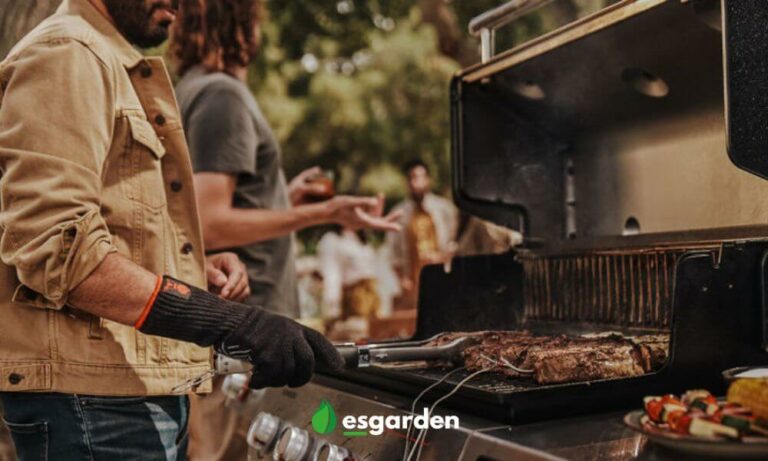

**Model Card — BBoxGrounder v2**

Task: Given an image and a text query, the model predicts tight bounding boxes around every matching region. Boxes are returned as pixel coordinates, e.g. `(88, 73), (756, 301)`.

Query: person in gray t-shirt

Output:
(176, 67), (300, 315)
(173, 5), (400, 318)
(171, 3), (400, 460)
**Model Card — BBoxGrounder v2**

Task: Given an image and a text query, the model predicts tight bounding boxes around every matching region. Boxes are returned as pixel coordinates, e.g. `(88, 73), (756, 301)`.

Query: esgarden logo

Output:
(311, 400), (460, 437)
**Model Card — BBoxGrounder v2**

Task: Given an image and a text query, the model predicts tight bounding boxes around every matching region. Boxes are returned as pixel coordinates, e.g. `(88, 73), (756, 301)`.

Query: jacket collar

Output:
(58, 0), (144, 69)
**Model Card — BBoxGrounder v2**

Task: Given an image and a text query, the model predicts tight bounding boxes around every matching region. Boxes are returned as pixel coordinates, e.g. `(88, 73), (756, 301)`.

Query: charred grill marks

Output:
(429, 331), (669, 385)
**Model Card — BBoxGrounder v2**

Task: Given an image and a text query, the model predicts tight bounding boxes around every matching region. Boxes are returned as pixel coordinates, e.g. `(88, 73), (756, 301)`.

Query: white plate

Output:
(723, 366), (768, 381)
(735, 368), (768, 379)
(623, 410), (768, 458)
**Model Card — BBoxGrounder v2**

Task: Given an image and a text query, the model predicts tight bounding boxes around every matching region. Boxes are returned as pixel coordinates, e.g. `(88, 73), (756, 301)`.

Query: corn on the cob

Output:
(727, 378), (768, 419)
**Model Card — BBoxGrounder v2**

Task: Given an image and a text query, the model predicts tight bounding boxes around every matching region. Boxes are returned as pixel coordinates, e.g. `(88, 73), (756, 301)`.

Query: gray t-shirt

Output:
(176, 67), (298, 317)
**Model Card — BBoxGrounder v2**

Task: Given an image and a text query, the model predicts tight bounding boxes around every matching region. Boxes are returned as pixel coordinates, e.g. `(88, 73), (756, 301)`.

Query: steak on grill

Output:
(428, 331), (668, 384)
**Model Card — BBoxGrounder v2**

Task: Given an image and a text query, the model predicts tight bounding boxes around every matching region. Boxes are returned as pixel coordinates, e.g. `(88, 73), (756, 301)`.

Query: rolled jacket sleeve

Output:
(0, 38), (117, 309)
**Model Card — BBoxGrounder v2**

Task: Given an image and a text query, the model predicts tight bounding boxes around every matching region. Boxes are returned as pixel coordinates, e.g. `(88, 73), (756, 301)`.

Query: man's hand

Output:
(138, 276), (344, 389)
(218, 308), (343, 388)
(288, 166), (328, 205)
(324, 194), (402, 232)
(206, 252), (250, 302)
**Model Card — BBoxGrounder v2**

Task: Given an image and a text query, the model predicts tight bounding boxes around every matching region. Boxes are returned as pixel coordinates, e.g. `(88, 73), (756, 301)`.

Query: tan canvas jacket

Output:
(0, 0), (212, 395)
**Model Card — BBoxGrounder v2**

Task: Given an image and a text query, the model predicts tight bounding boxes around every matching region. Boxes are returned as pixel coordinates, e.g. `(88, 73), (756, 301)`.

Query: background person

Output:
(317, 227), (381, 340)
(173, 0), (400, 317)
(170, 1), (400, 458)
(386, 160), (459, 311)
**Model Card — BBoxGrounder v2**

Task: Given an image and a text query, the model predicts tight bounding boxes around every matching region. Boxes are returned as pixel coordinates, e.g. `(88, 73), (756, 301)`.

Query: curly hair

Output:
(170, 0), (264, 77)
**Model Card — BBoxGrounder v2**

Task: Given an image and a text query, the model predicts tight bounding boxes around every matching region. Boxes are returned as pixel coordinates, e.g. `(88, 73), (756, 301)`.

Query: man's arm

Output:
(67, 249), (251, 327)
(68, 253), (157, 325)
(194, 172), (400, 250)
(184, 82), (399, 250)
(67, 251), (344, 389)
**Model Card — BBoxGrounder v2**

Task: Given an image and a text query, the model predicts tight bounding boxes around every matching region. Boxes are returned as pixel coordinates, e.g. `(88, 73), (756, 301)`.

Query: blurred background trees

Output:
(0, 0), (617, 200)
(256, 0), (616, 197)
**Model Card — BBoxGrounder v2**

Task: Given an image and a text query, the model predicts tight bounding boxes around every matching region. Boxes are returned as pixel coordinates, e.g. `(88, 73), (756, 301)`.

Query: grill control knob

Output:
(274, 426), (312, 461)
(247, 412), (281, 459)
(314, 442), (353, 461)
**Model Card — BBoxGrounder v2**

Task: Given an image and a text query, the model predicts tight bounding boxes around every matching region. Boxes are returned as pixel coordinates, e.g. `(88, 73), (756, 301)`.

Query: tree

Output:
(252, 11), (457, 200)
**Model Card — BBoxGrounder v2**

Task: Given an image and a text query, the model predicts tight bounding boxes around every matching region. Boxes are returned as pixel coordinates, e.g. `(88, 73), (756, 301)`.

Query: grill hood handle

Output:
(469, 0), (556, 62)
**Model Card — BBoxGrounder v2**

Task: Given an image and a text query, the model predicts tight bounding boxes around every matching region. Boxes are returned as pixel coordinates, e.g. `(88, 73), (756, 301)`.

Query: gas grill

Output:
(335, 0), (768, 424)
(246, 1), (768, 459)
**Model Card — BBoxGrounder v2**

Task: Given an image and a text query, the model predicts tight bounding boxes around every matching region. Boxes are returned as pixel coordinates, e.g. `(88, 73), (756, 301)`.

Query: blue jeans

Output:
(0, 393), (189, 461)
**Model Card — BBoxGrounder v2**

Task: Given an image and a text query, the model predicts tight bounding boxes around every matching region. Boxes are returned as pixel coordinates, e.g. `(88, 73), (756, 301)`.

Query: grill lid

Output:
(452, 0), (768, 246)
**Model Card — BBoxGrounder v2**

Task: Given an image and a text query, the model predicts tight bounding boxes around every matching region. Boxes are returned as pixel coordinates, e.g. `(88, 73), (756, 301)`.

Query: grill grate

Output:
(404, 367), (538, 394)
(520, 249), (689, 328)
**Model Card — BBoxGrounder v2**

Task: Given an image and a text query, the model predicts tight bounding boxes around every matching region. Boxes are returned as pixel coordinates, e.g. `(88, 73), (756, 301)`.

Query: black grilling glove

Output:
(137, 276), (344, 388)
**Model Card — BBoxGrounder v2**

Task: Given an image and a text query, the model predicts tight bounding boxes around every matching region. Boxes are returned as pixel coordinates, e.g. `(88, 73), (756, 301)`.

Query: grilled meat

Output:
(630, 334), (669, 370)
(428, 331), (669, 384)
(525, 338), (646, 384)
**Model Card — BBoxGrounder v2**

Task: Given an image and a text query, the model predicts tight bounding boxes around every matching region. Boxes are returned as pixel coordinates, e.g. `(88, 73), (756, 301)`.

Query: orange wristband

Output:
(134, 275), (163, 329)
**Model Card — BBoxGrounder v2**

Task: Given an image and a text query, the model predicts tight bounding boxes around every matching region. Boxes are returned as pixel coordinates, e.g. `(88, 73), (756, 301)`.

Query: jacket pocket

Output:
(123, 115), (168, 211)
(2, 419), (48, 461)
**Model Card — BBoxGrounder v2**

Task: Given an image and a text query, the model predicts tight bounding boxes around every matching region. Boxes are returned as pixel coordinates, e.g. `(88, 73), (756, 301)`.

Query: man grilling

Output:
(0, 1), (343, 459)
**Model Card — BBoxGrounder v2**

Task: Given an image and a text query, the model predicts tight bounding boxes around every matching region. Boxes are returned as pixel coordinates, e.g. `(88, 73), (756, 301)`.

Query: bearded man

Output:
(0, 1), (344, 459)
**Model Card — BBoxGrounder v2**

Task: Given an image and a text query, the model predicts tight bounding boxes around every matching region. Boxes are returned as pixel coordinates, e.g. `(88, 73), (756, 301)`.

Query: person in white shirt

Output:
(318, 228), (381, 320)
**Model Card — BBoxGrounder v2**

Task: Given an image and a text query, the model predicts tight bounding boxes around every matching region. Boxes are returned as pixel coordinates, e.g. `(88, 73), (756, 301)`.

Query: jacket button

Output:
(170, 181), (183, 192)
(181, 243), (194, 255)
(140, 65), (152, 78)
(154, 114), (166, 126)
(8, 373), (23, 385)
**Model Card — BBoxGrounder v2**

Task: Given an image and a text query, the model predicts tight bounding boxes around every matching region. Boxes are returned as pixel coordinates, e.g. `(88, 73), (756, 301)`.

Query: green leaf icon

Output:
(311, 400), (337, 434)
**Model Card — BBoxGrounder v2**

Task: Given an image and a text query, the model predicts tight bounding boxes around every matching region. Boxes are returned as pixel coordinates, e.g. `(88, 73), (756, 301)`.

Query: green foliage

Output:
(252, 9), (458, 199)
(268, 1), (412, 59)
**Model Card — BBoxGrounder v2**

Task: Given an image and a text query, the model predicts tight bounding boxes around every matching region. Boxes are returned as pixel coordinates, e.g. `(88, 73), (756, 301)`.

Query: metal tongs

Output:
(336, 336), (472, 369)
(172, 336), (473, 393)
(223, 335), (473, 372)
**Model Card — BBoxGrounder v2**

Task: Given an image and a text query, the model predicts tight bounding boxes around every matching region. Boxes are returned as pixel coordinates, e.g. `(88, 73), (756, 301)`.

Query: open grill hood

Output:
(451, 0), (768, 245)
